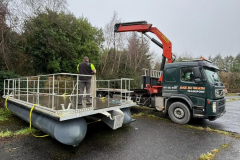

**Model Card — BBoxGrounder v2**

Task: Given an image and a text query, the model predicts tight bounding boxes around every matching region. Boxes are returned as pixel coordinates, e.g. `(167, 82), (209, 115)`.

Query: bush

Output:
(220, 72), (240, 93)
(0, 71), (19, 96)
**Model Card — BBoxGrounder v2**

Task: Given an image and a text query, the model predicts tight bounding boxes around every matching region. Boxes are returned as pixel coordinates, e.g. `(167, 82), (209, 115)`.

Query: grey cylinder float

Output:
(6, 101), (133, 146)
(7, 101), (87, 146)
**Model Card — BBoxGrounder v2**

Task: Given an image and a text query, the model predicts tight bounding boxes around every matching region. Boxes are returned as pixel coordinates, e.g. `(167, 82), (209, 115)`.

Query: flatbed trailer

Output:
(96, 88), (130, 98)
(2, 73), (136, 146)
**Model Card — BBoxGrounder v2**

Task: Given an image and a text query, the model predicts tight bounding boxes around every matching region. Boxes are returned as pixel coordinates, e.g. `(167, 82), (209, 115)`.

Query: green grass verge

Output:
(226, 98), (240, 102)
(226, 93), (239, 96)
(199, 143), (231, 160)
(0, 128), (38, 138)
(0, 108), (12, 121)
(184, 125), (240, 139)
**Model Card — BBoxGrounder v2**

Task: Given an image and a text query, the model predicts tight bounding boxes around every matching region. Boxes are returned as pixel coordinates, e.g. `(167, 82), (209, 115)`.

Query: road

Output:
(0, 99), (240, 160)
(190, 100), (240, 134)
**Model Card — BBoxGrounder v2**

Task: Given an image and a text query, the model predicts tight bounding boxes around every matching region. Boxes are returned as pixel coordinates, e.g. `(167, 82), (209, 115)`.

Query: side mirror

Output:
(193, 67), (201, 78)
(193, 67), (202, 83)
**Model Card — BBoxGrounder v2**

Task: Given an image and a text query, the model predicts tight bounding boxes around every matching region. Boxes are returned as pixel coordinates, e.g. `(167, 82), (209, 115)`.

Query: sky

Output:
(67, 0), (240, 59)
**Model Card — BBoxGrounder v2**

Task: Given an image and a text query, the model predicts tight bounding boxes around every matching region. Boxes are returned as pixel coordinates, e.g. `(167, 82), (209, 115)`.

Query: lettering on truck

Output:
(180, 86), (205, 93)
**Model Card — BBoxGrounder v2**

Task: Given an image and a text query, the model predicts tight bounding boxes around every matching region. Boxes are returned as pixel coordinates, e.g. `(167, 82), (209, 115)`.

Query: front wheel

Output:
(168, 102), (191, 124)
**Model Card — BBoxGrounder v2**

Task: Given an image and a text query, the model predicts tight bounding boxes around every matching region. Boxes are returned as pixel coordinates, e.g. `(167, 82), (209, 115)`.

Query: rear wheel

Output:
(104, 92), (113, 98)
(97, 91), (103, 97)
(168, 102), (191, 124)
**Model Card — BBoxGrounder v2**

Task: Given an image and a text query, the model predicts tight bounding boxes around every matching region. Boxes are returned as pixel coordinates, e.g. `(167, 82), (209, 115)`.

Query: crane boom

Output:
(114, 21), (173, 63)
(114, 21), (174, 94)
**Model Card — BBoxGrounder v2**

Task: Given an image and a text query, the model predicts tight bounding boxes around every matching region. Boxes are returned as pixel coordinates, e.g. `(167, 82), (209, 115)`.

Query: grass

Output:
(199, 143), (231, 160)
(0, 108), (12, 121)
(132, 112), (169, 121)
(184, 125), (240, 139)
(0, 128), (39, 138)
(226, 98), (240, 102)
(226, 93), (239, 96)
(0, 130), (12, 137)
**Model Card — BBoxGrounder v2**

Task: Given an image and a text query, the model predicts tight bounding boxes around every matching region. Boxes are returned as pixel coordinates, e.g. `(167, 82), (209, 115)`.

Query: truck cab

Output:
(161, 60), (226, 123)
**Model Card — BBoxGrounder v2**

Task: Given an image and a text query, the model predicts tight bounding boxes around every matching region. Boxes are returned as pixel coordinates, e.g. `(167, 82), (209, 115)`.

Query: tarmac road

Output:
(190, 99), (240, 134)
(0, 100), (240, 160)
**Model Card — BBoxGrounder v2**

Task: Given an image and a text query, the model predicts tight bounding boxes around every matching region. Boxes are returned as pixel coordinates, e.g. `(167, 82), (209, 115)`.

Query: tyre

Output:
(104, 92), (113, 98)
(168, 102), (191, 124)
(97, 91), (103, 97)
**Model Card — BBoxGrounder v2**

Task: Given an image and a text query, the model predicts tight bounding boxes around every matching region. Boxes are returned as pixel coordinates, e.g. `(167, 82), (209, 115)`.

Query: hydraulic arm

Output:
(114, 21), (175, 94)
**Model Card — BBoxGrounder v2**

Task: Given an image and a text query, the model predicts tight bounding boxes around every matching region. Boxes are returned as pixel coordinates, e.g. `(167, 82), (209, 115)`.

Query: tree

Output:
(224, 55), (234, 71)
(174, 52), (192, 62)
(23, 10), (103, 74)
(232, 53), (240, 72)
(212, 53), (224, 70)
(100, 11), (128, 76)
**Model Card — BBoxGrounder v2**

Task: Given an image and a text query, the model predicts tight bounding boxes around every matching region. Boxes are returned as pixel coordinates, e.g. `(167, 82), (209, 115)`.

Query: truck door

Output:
(179, 67), (206, 107)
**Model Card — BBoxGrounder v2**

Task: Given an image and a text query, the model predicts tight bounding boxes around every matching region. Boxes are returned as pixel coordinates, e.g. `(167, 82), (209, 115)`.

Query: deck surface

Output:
(17, 95), (125, 110)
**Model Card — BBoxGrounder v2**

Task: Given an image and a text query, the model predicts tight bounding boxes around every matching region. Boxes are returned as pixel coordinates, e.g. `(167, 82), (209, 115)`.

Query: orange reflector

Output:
(207, 101), (210, 104)
(161, 106), (164, 109)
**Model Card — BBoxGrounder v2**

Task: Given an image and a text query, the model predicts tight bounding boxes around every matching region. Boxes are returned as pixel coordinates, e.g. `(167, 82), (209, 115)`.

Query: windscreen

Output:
(203, 67), (221, 84)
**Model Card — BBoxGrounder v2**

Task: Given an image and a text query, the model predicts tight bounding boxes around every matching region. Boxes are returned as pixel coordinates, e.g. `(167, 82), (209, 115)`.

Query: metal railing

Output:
(142, 68), (161, 78)
(3, 73), (134, 114)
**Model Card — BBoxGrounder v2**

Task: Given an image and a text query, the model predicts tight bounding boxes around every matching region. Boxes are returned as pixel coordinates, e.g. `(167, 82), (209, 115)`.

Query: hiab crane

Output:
(114, 21), (226, 124)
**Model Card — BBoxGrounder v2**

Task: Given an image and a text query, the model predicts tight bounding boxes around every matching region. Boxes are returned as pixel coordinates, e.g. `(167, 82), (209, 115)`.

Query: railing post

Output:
(27, 78), (29, 103)
(128, 79), (130, 98)
(76, 75), (79, 109)
(121, 78), (122, 104)
(18, 79), (20, 100)
(125, 79), (127, 101)
(4, 79), (5, 96)
(108, 80), (110, 107)
(13, 79), (17, 98)
(52, 75), (55, 109)
(58, 80), (59, 94)
(65, 80), (66, 93)
(38, 77), (40, 105)
(48, 79), (50, 108)
(8, 80), (9, 95)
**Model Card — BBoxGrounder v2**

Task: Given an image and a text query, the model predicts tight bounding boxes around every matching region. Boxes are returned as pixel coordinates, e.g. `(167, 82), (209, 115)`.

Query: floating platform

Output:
(3, 73), (136, 146)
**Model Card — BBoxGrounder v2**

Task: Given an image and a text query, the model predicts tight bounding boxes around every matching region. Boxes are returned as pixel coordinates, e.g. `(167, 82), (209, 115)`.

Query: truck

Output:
(114, 21), (226, 124)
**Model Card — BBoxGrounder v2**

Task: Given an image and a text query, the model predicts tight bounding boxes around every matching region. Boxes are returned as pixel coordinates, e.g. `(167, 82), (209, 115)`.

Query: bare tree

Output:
(0, 0), (10, 70)
(101, 11), (127, 75)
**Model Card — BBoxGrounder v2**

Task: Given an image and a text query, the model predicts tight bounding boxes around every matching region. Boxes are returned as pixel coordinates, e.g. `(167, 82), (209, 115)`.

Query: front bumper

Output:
(206, 98), (226, 120)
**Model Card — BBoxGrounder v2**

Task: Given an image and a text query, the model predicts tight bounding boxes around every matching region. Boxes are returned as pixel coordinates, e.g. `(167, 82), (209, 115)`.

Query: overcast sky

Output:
(67, 0), (240, 59)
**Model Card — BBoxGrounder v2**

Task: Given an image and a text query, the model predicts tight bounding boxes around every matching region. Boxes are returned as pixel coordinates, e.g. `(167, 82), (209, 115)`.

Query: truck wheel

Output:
(168, 102), (191, 124)
(104, 92), (113, 98)
(97, 92), (103, 97)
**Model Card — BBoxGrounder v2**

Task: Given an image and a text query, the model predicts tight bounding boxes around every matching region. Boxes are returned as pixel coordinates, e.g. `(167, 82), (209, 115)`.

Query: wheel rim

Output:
(173, 108), (185, 119)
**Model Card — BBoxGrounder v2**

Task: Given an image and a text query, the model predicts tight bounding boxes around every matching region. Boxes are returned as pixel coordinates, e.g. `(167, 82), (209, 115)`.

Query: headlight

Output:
(215, 89), (224, 97)
(212, 102), (217, 113)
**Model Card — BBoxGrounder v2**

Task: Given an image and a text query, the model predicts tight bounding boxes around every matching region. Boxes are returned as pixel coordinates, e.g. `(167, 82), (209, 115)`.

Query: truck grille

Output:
(218, 106), (225, 114)
(218, 99), (225, 106)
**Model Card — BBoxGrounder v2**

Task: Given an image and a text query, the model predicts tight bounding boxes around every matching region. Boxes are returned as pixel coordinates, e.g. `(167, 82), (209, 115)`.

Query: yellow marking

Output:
(161, 35), (169, 43)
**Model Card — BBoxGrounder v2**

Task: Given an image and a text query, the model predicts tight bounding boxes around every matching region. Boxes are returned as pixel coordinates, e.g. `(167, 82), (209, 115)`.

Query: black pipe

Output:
(114, 21), (148, 32)
(160, 55), (166, 71)
(151, 38), (163, 49)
